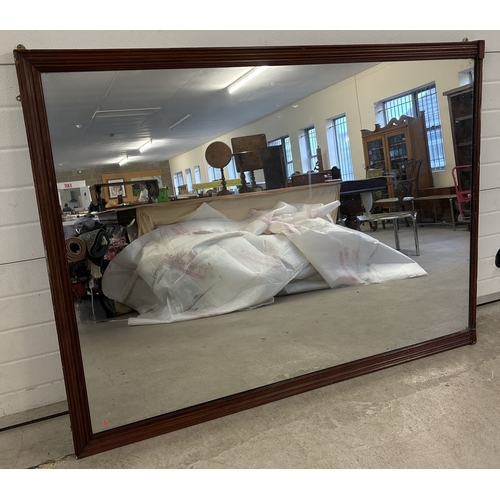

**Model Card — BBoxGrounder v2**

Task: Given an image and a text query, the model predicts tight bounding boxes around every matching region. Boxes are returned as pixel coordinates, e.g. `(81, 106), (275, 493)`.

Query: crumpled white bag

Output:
(101, 201), (426, 325)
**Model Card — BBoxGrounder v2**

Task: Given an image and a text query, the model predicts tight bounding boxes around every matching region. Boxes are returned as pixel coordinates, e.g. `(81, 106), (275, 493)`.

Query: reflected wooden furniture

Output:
(231, 134), (267, 192)
(355, 165), (421, 253)
(90, 180), (160, 208)
(339, 176), (388, 230)
(412, 192), (458, 229)
(137, 182), (341, 235)
(205, 141), (233, 196)
(100, 182), (344, 234)
(452, 165), (472, 224)
(97, 182), (342, 236)
(443, 84), (474, 226)
(220, 135), (288, 192)
(361, 114), (433, 198)
(371, 158), (422, 231)
(261, 145), (287, 190)
(371, 158), (422, 215)
(97, 208), (137, 226)
(291, 172), (326, 186)
(443, 83), (474, 167)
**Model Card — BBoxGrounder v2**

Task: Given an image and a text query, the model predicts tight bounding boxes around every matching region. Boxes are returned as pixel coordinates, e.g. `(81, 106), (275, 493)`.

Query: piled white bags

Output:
(101, 201), (426, 325)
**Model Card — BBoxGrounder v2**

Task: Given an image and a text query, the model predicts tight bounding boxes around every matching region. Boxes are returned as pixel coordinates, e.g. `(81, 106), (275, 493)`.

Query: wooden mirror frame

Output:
(13, 41), (484, 458)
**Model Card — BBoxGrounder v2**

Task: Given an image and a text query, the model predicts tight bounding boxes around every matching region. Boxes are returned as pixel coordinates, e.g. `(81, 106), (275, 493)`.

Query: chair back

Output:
(394, 158), (421, 201)
(365, 166), (386, 201)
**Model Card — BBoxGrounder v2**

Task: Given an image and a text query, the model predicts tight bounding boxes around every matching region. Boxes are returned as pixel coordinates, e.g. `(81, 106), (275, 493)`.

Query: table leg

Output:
(393, 219), (401, 251)
(412, 215), (420, 256)
(449, 197), (456, 230)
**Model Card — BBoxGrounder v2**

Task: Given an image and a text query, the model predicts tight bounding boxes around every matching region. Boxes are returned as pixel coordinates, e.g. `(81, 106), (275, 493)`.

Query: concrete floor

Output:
(2, 224), (499, 469)
(0, 298), (499, 469)
(78, 224), (469, 432)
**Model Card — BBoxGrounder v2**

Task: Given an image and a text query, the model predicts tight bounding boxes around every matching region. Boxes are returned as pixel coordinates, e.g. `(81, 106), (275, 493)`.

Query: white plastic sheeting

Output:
(101, 201), (427, 326)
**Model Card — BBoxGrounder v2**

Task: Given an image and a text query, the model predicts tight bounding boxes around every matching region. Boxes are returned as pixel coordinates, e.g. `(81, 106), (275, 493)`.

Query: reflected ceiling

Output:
(42, 63), (377, 172)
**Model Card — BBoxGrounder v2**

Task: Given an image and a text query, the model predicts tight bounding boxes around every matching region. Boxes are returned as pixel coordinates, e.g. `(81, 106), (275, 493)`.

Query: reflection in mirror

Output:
(41, 57), (475, 434)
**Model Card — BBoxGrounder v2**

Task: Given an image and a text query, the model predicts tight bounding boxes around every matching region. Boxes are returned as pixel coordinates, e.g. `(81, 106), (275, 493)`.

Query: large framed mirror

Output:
(13, 41), (484, 458)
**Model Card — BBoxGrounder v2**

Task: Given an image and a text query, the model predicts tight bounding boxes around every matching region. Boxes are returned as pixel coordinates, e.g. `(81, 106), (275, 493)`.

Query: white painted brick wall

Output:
(0, 55), (59, 417)
(0, 30), (499, 419)
(478, 53), (500, 303)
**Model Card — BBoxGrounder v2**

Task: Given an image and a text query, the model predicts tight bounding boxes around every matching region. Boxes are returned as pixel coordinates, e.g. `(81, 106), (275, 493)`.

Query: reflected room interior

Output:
(13, 42), (482, 458)
(42, 57), (475, 434)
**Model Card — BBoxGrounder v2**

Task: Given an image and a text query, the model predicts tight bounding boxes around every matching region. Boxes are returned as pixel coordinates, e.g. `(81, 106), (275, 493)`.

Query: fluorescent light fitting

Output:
(139, 140), (152, 153)
(119, 156), (129, 166)
(170, 114), (192, 131)
(93, 108), (160, 119)
(228, 66), (268, 95)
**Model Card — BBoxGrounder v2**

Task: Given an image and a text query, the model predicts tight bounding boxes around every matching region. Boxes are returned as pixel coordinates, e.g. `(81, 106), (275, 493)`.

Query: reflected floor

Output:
(77, 224), (470, 433)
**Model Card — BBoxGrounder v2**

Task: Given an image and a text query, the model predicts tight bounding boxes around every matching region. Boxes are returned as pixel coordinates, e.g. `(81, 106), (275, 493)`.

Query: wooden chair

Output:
(372, 158), (422, 214)
(357, 159), (422, 255)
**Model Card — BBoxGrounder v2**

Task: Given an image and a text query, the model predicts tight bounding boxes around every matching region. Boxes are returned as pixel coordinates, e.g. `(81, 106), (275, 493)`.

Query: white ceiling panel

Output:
(41, 63), (377, 172)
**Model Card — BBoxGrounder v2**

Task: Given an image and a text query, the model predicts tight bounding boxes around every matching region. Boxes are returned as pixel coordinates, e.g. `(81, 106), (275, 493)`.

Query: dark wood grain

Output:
(14, 54), (93, 456)
(14, 42), (481, 72)
(13, 41), (484, 458)
(469, 48), (484, 344)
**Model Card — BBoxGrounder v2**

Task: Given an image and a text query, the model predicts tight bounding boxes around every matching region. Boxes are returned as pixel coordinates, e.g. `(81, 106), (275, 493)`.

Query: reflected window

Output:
(303, 126), (318, 171)
(382, 84), (445, 171)
(173, 171), (184, 194)
(194, 166), (202, 184)
(208, 159), (237, 180)
(185, 169), (193, 191)
(268, 135), (294, 177)
(326, 115), (354, 180)
(208, 166), (217, 182)
(227, 158), (238, 179)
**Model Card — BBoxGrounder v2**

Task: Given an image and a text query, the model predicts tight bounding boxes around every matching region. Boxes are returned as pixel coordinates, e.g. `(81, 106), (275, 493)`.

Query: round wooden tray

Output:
(205, 141), (232, 168)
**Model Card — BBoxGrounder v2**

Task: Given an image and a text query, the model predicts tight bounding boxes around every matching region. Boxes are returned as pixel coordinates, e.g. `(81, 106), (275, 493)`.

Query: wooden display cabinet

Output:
(361, 113), (434, 197)
(443, 83), (474, 167)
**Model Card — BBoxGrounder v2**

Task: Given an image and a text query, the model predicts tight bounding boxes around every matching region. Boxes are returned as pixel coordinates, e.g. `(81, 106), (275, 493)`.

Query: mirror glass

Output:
(41, 57), (475, 433)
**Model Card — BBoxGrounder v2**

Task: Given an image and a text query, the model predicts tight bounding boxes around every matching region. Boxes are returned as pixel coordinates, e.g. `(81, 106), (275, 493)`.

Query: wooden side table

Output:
(412, 194), (457, 230)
